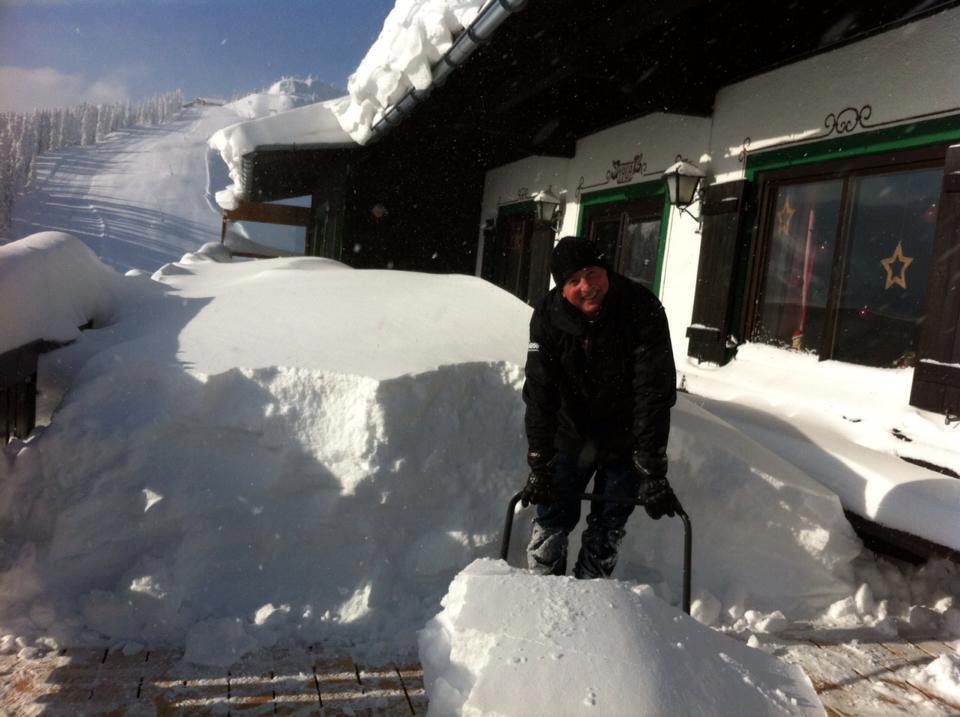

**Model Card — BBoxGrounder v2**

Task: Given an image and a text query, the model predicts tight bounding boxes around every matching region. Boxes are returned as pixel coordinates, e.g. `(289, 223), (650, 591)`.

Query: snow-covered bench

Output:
(0, 231), (121, 441)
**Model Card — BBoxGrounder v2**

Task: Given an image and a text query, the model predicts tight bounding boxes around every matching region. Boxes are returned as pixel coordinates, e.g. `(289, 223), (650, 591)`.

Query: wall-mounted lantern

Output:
(662, 160), (705, 221)
(531, 185), (563, 230)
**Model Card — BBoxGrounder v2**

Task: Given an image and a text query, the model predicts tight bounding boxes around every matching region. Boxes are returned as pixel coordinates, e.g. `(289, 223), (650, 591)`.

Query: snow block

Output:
(420, 559), (825, 717)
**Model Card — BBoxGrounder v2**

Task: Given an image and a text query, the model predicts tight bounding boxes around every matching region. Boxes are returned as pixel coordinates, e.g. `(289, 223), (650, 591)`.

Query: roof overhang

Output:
(369, 0), (960, 170)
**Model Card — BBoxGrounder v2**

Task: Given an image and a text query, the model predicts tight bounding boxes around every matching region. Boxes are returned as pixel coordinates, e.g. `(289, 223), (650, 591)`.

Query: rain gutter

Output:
(365, 0), (529, 144)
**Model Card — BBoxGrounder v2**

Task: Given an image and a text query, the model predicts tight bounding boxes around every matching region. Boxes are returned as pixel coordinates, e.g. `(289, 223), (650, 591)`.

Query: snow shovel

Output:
(499, 489), (693, 615)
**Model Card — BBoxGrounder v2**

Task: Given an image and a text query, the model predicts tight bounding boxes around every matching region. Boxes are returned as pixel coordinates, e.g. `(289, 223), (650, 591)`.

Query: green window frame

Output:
(744, 114), (960, 368)
(576, 180), (670, 295)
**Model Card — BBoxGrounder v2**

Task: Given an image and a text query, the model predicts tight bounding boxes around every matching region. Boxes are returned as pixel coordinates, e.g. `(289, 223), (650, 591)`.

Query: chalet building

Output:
(216, 0), (960, 420)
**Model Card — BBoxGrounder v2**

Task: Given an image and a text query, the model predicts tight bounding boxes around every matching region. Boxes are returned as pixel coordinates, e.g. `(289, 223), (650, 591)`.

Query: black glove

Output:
(521, 450), (557, 507)
(633, 452), (681, 520)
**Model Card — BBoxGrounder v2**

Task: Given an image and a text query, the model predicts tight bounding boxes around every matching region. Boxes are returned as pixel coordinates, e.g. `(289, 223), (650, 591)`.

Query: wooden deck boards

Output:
(774, 634), (959, 717)
(0, 645), (425, 716)
(0, 635), (955, 716)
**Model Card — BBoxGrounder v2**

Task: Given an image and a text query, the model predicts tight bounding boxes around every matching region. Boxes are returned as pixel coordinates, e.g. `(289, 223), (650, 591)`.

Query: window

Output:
(754, 152), (943, 368)
(220, 197), (313, 258)
(583, 194), (665, 293)
(758, 180), (842, 353)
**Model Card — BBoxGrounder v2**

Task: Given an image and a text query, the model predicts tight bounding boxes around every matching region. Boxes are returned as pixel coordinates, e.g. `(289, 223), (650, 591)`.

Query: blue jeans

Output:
(526, 451), (640, 578)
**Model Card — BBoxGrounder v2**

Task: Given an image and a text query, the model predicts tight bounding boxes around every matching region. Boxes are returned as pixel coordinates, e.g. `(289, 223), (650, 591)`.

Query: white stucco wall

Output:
(570, 114), (712, 361)
(478, 114), (712, 361)
(477, 155), (571, 275)
(710, 6), (960, 181)
(480, 155), (571, 223)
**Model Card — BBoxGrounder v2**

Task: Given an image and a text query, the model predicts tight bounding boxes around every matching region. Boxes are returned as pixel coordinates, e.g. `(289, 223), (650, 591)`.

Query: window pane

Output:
(833, 168), (940, 367)
(623, 217), (661, 290)
(591, 218), (620, 265)
(224, 220), (306, 256)
(758, 180), (843, 352)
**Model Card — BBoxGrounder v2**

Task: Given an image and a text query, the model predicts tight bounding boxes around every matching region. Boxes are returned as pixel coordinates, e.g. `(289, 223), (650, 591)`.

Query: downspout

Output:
(365, 0), (529, 144)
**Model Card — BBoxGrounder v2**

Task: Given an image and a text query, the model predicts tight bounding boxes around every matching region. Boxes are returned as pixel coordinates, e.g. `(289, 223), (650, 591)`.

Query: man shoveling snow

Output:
(521, 236), (680, 578)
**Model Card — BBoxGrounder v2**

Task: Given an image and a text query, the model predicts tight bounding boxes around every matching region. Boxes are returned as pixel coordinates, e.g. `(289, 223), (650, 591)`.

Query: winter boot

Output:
(527, 522), (569, 576)
(572, 525), (626, 579)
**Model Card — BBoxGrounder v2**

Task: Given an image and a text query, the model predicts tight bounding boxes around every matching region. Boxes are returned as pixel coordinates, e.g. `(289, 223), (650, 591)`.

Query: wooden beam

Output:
(223, 200), (311, 227)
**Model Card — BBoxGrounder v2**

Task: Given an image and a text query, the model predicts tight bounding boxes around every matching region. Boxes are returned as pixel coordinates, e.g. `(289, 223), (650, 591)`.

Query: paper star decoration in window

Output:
(776, 196), (796, 236)
(880, 240), (913, 289)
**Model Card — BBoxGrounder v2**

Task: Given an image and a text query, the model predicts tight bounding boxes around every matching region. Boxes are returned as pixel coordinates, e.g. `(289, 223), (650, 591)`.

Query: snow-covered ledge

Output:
(0, 232), (122, 354)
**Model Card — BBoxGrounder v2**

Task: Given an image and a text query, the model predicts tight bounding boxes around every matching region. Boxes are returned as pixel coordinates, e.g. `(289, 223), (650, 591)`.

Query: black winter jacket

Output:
(522, 273), (677, 472)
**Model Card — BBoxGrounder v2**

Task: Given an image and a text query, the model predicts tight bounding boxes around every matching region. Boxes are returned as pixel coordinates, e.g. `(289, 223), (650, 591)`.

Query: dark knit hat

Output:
(550, 236), (606, 286)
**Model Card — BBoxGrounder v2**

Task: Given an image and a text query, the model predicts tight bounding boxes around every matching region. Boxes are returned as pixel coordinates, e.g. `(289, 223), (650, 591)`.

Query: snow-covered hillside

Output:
(226, 76), (343, 119)
(9, 105), (236, 273)
(7, 77), (343, 275)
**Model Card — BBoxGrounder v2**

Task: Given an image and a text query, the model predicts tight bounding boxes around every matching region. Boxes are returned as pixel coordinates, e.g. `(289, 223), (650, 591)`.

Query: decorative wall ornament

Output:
(497, 187), (531, 206)
(738, 104), (960, 163)
(576, 152), (676, 198)
(880, 240), (914, 290)
(610, 154), (646, 184)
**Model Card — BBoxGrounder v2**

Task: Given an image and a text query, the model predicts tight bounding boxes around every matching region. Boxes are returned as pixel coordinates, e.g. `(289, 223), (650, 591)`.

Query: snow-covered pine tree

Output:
(16, 113), (37, 190)
(0, 114), (14, 232)
(0, 89), (182, 236)
(35, 110), (50, 156)
(80, 103), (98, 145)
(95, 104), (112, 142)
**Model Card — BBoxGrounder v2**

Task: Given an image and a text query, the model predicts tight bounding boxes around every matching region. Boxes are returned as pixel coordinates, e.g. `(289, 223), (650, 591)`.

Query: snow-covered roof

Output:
(208, 97), (355, 208)
(331, 0), (491, 144)
(209, 0), (517, 206)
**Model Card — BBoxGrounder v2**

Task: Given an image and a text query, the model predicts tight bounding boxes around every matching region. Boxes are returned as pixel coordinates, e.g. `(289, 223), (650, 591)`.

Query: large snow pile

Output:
(0, 235), (873, 667)
(332, 0), (488, 143)
(0, 244), (531, 666)
(226, 76), (344, 120)
(0, 232), (123, 354)
(680, 345), (960, 551)
(1, 233), (946, 672)
(420, 559), (825, 717)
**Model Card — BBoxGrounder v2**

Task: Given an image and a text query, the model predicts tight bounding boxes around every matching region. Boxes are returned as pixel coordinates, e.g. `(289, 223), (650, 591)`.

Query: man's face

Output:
(561, 266), (609, 318)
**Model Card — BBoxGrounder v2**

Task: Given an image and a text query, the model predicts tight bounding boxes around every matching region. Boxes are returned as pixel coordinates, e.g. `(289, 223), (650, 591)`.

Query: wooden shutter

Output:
(526, 225), (554, 306)
(910, 143), (960, 417)
(685, 180), (747, 364)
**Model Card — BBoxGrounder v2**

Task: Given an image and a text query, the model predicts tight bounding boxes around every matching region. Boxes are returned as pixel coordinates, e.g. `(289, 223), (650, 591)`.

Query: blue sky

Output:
(0, 0), (396, 112)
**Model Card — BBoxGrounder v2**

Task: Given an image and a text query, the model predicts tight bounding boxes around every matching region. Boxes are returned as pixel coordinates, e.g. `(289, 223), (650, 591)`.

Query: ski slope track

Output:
(12, 106), (237, 274)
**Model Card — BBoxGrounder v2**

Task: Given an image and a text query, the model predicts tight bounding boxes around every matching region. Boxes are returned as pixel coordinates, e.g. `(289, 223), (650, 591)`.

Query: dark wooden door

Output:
(483, 210), (542, 303)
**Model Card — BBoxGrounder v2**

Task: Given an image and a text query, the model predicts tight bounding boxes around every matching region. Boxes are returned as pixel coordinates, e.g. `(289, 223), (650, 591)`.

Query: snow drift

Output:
(420, 559), (825, 717)
(0, 232), (123, 354)
(0, 235), (863, 667)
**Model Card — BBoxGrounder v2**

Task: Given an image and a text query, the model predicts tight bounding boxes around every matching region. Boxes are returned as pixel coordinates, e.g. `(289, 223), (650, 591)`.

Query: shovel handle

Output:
(499, 490), (693, 615)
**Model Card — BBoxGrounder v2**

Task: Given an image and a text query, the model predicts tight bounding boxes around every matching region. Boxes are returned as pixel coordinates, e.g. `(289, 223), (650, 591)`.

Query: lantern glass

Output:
(532, 189), (560, 224)
(662, 161), (705, 209)
(675, 173), (701, 207)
